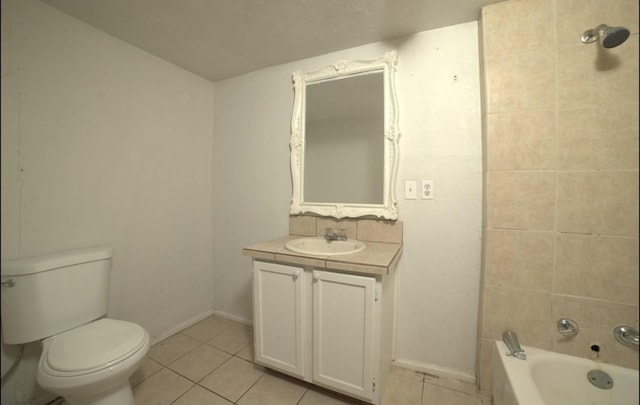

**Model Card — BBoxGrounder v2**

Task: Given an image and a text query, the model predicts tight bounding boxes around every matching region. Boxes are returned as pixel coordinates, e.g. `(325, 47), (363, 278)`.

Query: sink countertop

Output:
(243, 235), (402, 276)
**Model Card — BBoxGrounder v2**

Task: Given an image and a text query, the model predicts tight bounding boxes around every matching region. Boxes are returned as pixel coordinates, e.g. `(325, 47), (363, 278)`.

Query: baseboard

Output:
(211, 309), (253, 327)
(393, 358), (476, 384)
(149, 309), (216, 345)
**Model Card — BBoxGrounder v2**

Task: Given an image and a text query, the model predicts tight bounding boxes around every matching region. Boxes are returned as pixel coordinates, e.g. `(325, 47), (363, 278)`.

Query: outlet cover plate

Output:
(421, 180), (434, 199)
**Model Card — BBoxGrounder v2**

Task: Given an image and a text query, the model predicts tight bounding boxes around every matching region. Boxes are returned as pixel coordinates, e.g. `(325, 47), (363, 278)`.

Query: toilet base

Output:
(63, 381), (134, 405)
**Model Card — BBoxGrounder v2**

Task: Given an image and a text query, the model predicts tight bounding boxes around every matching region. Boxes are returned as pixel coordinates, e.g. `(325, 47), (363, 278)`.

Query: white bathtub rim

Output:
(493, 340), (639, 405)
(494, 341), (545, 405)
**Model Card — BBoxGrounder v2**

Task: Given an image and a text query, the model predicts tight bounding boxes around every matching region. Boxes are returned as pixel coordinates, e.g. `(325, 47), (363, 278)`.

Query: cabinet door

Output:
(312, 270), (377, 401)
(253, 261), (305, 378)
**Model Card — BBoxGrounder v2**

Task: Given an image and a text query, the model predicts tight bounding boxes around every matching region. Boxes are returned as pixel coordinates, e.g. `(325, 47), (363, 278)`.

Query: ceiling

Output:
(42, 0), (504, 82)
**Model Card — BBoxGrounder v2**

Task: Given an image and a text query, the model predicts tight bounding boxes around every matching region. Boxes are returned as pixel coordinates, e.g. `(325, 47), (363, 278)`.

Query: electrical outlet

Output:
(405, 180), (417, 199)
(421, 180), (434, 199)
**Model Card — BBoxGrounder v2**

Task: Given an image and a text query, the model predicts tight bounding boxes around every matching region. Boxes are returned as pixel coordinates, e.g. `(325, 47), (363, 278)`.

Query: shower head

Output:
(581, 24), (630, 48)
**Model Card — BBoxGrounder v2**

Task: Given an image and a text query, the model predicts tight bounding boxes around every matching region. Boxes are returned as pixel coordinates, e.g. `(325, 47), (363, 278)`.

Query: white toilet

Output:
(0, 246), (150, 405)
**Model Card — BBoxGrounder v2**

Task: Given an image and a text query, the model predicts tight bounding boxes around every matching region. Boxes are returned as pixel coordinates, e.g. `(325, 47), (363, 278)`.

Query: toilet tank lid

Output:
(1, 246), (112, 276)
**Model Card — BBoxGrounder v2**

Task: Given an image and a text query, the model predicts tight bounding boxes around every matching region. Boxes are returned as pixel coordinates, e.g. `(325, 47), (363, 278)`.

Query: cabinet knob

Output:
(312, 271), (319, 281)
(293, 270), (301, 279)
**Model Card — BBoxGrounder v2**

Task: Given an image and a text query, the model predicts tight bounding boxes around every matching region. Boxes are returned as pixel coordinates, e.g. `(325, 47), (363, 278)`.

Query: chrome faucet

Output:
(557, 318), (580, 337)
(503, 330), (526, 360)
(324, 227), (347, 241)
(613, 325), (639, 348)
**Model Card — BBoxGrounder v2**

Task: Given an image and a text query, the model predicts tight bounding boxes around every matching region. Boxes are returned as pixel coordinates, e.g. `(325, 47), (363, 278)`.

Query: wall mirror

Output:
(289, 51), (400, 219)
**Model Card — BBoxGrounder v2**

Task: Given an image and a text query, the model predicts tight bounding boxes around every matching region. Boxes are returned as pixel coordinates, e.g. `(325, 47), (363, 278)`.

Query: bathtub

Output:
(492, 340), (639, 405)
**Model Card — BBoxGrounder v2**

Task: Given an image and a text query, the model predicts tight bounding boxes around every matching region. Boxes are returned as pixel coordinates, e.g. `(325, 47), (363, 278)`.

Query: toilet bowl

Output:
(37, 319), (150, 404)
(1, 247), (150, 405)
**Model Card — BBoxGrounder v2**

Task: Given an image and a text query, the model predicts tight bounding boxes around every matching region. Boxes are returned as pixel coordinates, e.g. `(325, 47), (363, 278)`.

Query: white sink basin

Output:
(285, 237), (366, 256)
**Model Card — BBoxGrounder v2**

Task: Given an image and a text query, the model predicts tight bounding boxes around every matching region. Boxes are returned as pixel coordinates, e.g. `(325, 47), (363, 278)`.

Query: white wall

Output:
(1, 0), (215, 403)
(212, 23), (483, 379)
(0, 3), (483, 402)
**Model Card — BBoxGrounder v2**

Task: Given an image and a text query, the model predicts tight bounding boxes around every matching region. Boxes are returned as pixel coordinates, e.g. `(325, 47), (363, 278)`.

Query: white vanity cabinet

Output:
(252, 260), (395, 404)
(311, 269), (378, 400)
(252, 261), (306, 378)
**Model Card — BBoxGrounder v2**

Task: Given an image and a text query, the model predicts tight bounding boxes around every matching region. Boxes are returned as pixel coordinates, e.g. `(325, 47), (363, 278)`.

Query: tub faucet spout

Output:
(503, 330), (526, 360)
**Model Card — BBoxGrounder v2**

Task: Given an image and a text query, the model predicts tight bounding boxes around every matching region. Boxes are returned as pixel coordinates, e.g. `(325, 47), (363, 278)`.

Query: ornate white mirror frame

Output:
(289, 51), (400, 219)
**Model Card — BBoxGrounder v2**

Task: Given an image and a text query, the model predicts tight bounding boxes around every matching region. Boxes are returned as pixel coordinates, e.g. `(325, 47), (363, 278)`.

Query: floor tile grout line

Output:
(137, 348), (240, 403)
(139, 314), (489, 404)
(192, 376), (239, 404)
(233, 371), (266, 404)
(178, 327), (245, 350)
(171, 350), (234, 384)
(194, 352), (262, 403)
(167, 380), (196, 405)
(191, 352), (252, 403)
(295, 386), (312, 405)
(423, 379), (481, 398)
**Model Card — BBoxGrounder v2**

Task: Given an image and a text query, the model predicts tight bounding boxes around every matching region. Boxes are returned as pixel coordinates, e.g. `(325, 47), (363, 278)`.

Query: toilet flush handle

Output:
(1, 279), (16, 288)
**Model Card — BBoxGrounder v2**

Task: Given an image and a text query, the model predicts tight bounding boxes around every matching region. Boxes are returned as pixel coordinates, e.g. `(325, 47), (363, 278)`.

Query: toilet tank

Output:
(1, 246), (113, 344)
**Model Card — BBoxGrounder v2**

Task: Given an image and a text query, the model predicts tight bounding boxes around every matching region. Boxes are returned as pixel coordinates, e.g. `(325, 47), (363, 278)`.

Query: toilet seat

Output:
(41, 318), (148, 377)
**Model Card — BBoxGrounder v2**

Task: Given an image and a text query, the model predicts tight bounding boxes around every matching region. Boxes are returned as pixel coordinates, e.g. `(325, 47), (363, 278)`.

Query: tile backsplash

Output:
(289, 215), (403, 244)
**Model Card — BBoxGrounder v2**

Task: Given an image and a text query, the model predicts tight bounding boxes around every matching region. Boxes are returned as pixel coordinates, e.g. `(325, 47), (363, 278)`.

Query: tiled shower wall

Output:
(478, 0), (639, 392)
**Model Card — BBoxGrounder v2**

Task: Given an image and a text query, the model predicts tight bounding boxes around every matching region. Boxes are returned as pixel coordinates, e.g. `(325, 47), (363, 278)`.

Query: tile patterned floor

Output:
(128, 315), (491, 405)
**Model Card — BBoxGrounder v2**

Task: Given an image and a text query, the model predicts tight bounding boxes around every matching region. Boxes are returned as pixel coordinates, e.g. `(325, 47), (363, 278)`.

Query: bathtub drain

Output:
(587, 370), (613, 389)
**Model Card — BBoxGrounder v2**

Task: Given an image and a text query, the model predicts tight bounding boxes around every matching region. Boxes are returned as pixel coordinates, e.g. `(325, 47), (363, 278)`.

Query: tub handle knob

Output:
(613, 325), (639, 347)
(557, 318), (579, 336)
